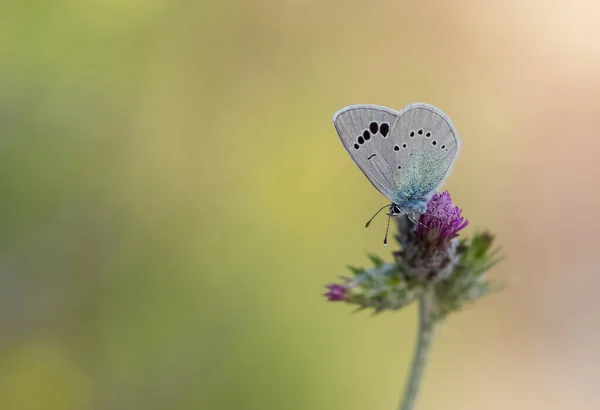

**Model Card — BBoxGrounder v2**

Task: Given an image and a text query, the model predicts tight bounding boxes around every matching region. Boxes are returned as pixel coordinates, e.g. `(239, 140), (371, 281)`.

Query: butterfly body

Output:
(333, 103), (461, 218)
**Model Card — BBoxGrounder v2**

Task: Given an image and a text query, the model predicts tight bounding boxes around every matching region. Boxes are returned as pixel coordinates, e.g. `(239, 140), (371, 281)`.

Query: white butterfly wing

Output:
(389, 103), (461, 203)
(333, 105), (400, 202)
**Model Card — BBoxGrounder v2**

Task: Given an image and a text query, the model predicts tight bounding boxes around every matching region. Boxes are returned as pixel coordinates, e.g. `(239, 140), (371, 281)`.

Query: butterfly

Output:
(333, 103), (461, 245)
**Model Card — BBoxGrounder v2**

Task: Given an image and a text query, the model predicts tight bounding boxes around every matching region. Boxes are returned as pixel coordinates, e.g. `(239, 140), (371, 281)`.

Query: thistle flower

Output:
(416, 191), (469, 245)
(324, 283), (347, 301)
(394, 191), (469, 281)
(323, 190), (499, 314)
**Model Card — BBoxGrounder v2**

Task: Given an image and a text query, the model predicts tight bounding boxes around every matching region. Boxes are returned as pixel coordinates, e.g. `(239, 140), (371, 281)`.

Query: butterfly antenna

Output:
(365, 204), (391, 228)
(383, 212), (392, 246)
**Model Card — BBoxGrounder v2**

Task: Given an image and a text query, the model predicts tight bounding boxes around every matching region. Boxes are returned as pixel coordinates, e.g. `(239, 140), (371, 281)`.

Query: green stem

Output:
(398, 288), (438, 410)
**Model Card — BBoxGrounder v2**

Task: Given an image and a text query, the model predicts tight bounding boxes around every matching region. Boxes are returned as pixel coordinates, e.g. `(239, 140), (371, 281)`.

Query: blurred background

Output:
(1, 1), (599, 409)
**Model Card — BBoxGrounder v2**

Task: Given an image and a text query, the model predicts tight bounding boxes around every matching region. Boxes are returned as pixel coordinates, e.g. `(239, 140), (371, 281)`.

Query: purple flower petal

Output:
(416, 191), (469, 244)
(324, 283), (346, 301)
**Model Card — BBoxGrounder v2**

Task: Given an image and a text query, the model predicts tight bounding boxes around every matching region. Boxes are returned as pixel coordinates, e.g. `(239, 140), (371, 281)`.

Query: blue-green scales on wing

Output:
(333, 103), (461, 243)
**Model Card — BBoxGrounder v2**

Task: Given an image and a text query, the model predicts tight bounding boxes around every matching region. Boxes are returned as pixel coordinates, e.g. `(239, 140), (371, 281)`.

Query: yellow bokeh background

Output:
(1, 1), (599, 409)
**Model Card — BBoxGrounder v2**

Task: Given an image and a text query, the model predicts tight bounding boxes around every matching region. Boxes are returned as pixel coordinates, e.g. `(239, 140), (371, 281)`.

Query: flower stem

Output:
(398, 287), (438, 410)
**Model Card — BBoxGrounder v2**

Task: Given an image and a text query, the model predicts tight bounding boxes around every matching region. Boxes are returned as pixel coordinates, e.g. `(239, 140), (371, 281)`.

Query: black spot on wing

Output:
(380, 123), (390, 137)
(369, 122), (378, 134)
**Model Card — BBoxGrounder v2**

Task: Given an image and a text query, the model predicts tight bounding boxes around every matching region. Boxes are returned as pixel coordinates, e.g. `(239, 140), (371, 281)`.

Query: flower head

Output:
(416, 191), (469, 245)
(324, 283), (347, 301)
(323, 189), (498, 310)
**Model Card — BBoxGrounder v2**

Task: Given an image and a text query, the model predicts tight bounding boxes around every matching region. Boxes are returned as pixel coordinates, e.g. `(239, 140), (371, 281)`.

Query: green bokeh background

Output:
(2, 1), (600, 409)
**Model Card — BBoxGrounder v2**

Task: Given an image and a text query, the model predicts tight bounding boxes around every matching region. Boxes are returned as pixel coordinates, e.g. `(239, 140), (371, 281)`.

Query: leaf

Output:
(346, 265), (365, 276)
(367, 253), (384, 268)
